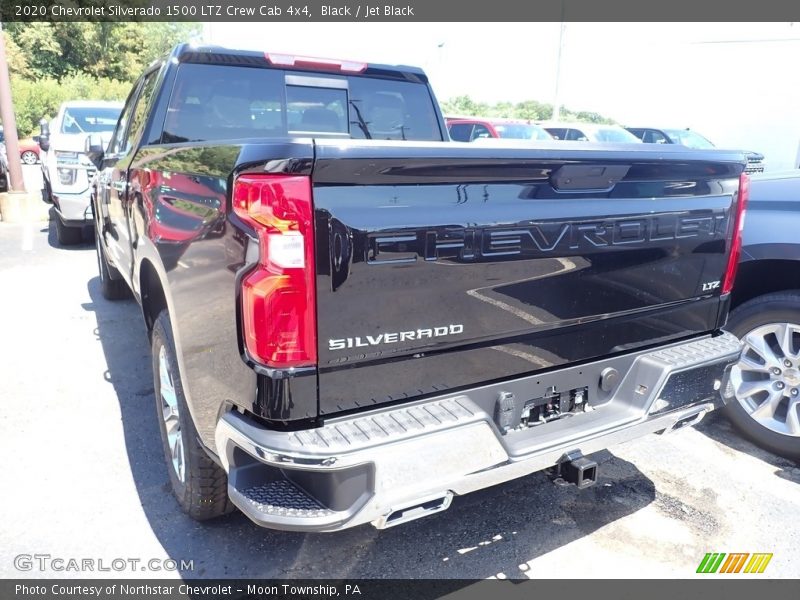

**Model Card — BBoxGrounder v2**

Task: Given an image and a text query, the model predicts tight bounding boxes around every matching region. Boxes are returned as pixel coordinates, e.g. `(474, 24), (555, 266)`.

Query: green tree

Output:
(6, 22), (199, 82)
(4, 22), (200, 135)
(441, 95), (614, 124)
(11, 23), (64, 79)
(572, 111), (610, 124)
(140, 23), (202, 66)
(442, 95), (490, 117)
(3, 32), (29, 77)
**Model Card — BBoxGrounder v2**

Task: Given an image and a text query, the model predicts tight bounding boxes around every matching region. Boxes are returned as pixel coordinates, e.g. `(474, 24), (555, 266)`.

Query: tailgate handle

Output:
(550, 164), (629, 192)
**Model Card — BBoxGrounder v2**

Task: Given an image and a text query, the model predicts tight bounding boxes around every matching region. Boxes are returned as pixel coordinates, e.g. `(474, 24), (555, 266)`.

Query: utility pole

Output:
(552, 5), (567, 122)
(0, 22), (25, 192)
(436, 41), (445, 96)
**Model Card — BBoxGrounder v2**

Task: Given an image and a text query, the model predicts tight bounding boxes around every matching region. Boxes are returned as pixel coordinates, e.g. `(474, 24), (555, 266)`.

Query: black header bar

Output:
(1, 0), (800, 22)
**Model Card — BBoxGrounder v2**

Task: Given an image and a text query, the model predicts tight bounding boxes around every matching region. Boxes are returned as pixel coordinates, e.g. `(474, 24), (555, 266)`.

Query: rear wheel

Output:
(725, 291), (800, 460)
(21, 150), (38, 165)
(55, 215), (82, 246)
(152, 311), (233, 520)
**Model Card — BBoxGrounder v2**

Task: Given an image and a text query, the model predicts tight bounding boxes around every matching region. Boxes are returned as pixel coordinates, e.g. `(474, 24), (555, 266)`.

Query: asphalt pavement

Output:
(0, 177), (798, 579)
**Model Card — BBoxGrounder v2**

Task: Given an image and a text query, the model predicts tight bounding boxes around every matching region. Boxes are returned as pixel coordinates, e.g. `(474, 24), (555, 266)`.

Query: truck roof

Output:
(172, 43), (429, 83)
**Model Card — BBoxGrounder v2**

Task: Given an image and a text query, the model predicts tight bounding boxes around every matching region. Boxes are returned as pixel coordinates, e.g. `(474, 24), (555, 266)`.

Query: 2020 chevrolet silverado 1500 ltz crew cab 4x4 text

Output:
(89, 44), (747, 532)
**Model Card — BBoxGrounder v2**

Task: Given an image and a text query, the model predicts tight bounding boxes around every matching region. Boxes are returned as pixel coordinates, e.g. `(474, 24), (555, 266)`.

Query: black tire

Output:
(152, 311), (233, 520)
(21, 151), (38, 165)
(94, 228), (130, 300)
(42, 178), (53, 204)
(81, 221), (95, 244)
(55, 215), (82, 246)
(724, 291), (800, 461)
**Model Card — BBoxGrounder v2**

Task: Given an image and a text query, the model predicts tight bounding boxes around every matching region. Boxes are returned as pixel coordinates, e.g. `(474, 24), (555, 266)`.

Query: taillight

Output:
(233, 175), (317, 369)
(722, 172), (749, 294)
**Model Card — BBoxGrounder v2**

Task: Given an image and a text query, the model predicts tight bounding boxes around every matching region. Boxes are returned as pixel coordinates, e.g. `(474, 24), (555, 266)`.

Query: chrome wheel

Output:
(21, 151), (37, 165)
(158, 345), (185, 481)
(731, 322), (800, 437)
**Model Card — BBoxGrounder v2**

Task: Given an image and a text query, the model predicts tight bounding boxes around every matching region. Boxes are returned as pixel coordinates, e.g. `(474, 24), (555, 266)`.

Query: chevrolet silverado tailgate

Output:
(311, 141), (745, 415)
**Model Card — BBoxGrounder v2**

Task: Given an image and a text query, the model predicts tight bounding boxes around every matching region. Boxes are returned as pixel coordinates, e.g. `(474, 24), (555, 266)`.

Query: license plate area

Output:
(519, 385), (590, 428)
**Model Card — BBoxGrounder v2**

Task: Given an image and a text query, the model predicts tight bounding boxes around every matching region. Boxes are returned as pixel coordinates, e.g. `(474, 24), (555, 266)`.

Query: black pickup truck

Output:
(88, 44), (747, 532)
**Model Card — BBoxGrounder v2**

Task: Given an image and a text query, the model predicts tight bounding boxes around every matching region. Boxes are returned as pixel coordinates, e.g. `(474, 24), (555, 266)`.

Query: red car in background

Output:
(0, 126), (40, 164)
(446, 117), (553, 142)
(17, 138), (40, 164)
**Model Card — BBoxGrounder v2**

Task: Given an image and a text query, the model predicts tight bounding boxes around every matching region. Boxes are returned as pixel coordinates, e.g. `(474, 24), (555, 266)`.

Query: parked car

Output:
(19, 139), (40, 164)
(0, 126), (41, 165)
(89, 43), (747, 532)
(446, 117), (553, 142)
(38, 100), (123, 245)
(625, 127), (765, 174)
(724, 171), (800, 460)
(0, 143), (7, 191)
(541, 122), (642, 143)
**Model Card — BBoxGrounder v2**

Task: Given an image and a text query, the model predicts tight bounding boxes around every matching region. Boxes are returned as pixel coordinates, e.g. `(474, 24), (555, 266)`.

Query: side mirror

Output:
(38, 118), (51, 151)
(85, 133), (105, 164)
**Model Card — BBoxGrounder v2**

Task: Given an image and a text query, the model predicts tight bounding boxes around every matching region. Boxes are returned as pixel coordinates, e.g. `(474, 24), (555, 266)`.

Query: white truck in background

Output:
(39, 100), (123, 245)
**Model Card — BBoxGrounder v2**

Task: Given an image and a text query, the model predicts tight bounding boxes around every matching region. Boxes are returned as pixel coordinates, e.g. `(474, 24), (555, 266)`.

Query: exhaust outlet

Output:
(660, 405), (713, 435)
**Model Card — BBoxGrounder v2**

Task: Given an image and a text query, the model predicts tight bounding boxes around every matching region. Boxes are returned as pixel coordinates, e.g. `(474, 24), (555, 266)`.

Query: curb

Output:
(0, 190), (51, 223)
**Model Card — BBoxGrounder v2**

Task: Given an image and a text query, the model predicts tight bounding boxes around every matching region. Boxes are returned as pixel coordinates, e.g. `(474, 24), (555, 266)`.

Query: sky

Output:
(205, 22), (800, 170)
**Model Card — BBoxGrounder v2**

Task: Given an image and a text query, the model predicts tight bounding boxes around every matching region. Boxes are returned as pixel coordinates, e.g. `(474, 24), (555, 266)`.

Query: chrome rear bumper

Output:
(215, 332), (741, 532)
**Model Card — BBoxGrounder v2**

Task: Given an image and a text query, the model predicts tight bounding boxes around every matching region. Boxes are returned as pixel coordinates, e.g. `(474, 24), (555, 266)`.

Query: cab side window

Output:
(124, 71), (159, 152)
(566, 128), (588, 141)
(643, 129), (669, 144)
(626, 128), (644, 140)
(471, 124), (492, 140)
(108, 85), (139, 156)
(448, 123), (473, 142)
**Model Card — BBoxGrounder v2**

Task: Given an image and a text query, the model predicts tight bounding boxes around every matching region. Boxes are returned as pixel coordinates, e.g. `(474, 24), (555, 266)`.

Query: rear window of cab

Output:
(161, 63), (443, 143)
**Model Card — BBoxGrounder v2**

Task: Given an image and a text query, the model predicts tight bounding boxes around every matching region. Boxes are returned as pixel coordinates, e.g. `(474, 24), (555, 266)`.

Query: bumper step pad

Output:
(240, 480), (334, 519)
(648, 333), (742, 368)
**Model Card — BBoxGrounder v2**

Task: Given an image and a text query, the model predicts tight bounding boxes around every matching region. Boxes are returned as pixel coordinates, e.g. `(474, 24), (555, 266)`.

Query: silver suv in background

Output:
(626, 127), (765, 174)
(541, 122), (642, 143)
(39, 100), (123, 245)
